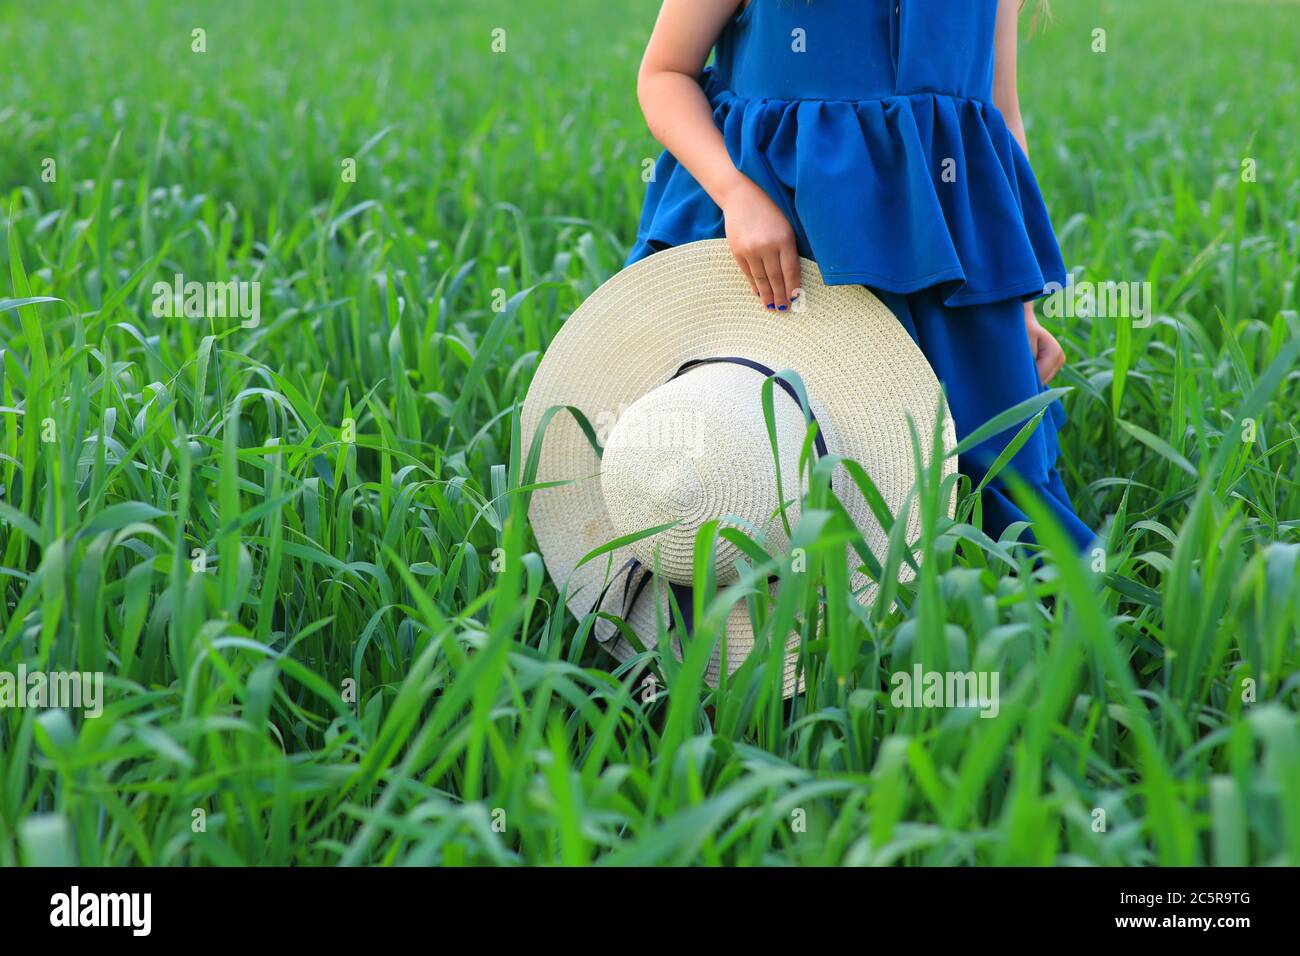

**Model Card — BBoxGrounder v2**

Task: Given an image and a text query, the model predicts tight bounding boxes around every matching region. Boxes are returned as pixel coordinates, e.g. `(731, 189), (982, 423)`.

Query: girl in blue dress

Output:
(627, 0), (1096, 549)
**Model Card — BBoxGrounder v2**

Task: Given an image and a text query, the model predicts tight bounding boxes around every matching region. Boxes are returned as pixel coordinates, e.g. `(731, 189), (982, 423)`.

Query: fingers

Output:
(733, 253), (760, 299)
(1037, 339), (1066, 384)
(720, 181), (800, 312)
(762, 234), (801, 310)
(1048, 343), (1067, 382)
(1026, 310), (1067, 385)
(780, 246), (803, 308)
(762, 251), (789, 310)
(742, 236), (799, 311)
(749, 257), (775, 309)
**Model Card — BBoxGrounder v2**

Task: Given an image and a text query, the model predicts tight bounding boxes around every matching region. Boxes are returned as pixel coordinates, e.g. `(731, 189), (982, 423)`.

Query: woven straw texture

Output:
(521, 240), (956, 694)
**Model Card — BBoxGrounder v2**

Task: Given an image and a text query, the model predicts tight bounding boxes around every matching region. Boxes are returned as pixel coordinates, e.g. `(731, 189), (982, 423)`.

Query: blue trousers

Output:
(874, 285), (1097, 552)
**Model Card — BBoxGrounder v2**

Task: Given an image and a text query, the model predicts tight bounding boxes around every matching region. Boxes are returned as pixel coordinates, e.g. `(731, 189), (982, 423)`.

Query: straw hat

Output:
(522, 240), (955, 694)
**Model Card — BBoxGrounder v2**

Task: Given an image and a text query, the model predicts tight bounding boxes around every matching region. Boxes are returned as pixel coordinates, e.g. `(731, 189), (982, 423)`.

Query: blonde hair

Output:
(1023, 0), (1052, 34)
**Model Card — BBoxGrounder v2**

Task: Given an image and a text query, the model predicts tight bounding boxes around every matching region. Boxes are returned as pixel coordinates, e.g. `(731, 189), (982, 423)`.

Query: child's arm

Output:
(993, 0), (1031, 155)
(638, 0), (802, 310)
(994, 0), (1066, 384)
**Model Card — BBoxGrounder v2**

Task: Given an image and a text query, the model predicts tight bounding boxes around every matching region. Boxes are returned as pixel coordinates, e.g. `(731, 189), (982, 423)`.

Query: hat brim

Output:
(521, 240), (956, 692)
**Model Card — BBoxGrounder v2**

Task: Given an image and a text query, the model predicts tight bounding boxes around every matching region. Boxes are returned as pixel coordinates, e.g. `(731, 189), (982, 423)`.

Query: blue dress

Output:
(626, 0), (1096, 549)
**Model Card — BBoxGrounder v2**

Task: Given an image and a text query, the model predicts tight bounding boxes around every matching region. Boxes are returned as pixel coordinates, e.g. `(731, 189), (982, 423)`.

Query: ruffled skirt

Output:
(629, 69), (1069, 308)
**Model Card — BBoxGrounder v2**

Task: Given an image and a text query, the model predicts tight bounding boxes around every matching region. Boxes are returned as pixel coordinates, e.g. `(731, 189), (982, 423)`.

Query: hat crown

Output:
(644, 459), (703, 511)
(599, 363), (808, 584)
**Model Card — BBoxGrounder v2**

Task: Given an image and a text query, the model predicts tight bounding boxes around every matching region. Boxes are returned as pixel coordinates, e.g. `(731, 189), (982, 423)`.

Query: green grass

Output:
(1, 0), (1298, 866)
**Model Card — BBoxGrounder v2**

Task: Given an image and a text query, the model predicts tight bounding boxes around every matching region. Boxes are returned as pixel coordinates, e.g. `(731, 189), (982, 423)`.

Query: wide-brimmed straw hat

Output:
(521, 240), (955, 694)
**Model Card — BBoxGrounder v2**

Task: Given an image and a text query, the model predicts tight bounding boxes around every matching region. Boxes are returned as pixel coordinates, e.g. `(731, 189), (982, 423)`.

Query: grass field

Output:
(1, 0), (1298, 866)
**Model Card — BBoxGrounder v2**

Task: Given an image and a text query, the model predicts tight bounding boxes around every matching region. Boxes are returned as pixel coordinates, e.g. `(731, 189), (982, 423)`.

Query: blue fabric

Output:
(980, 469), (1096, 553)
(875, 287), (1097, 551)
(627, 0), (1068, 307)
(624, 0), (1095, 550)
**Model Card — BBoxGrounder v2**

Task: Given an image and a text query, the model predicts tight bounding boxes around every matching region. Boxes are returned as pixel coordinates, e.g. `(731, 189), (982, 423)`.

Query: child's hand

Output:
(1024, 304), (1066, 384)
(720, 178), (802, 311)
